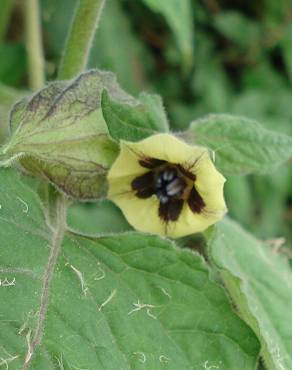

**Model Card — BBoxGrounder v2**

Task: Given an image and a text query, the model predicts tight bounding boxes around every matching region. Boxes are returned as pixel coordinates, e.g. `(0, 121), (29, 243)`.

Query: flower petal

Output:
(107, 133), (227, 238)
(124, 133), (207, 165)
(194, 155), (227, 213)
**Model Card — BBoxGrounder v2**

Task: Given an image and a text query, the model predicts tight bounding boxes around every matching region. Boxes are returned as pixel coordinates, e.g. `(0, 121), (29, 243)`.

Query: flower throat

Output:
(131, 157), (206, 222)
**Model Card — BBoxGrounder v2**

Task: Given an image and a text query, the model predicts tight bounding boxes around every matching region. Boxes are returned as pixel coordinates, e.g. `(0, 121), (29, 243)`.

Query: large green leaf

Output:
(209, 218), (292, 370)
(0, 168), (260, 369)
(187, 114), (292, 175)
(141, 0), (194, 69)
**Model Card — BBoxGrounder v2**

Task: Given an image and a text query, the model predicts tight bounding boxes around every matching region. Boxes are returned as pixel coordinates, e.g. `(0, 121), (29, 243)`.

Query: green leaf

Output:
(209, 218), (292, 370)
(187, 114), (292, 175)
(0, 168), (260, 369)
(2, 70), (137, 199)
(67, 200), (132, 236)
(141, 0), (194, 69)
(101, 89), (169, 141)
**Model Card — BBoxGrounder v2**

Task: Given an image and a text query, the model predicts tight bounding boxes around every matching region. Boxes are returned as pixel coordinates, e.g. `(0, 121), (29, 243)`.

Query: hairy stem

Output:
(58, 0), (106, 80)
(23, 195), (68, 369)
(24, 0), (45, 90)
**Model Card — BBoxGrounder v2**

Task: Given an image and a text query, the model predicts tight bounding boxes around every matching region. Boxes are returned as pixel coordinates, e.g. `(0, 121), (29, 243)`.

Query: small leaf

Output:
(141, 0), (194, 69)
(209, 218), (292, 370)
(0, 168), (260, 369)
(2, 70), (137, 199)
(101, 89), (169, 141)
(187, 114), (292, 175)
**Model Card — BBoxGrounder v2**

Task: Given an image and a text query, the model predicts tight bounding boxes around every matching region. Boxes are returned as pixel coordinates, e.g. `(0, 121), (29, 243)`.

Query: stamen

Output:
(156, 190), (169, 204)
(166, 178), (184, 196)
(162, 169), (176, 181)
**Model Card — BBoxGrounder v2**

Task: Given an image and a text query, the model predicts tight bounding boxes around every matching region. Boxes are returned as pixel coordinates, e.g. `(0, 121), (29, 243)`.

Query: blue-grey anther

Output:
(155, 167), (186, 203)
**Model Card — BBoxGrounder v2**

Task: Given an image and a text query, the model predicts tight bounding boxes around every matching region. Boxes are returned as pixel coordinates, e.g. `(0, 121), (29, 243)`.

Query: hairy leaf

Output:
(187, 114), (292, 175)
(101, 89), (169, 141)
(0, 168), (260, 369)
(209, 218), (292, 370)
(2, 70), (136, 199)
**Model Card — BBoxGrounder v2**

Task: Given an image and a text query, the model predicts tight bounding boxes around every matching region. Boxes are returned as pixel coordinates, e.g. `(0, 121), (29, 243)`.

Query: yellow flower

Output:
(107, 134), (227, 238)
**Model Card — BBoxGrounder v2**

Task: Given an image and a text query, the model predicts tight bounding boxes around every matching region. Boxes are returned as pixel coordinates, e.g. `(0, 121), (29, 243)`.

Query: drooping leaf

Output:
(0, 168), (260, 369)
(209, 218), (292, 370)
(101, 89), (169, 141)
(2, 70), (136, 199)
(187, 114), (292, 175)
(141, 0), (194, 69)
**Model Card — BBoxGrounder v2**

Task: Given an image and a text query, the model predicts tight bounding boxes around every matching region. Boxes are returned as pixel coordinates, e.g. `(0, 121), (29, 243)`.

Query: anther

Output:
(166, 178), (184, 196)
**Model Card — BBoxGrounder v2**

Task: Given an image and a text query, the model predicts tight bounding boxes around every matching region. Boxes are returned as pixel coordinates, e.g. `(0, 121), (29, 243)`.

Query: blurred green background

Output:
(0, 0), (291, 249)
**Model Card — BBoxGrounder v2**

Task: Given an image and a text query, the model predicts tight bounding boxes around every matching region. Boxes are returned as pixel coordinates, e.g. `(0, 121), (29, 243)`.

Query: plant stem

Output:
(58, 0), (106, 80)
(23, 194), (68, 369)
(24, 0), (45, 90)
(0, 0), (15, 42)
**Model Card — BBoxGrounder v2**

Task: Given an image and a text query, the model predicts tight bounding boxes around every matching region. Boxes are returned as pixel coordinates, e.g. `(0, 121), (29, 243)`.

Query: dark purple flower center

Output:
(131, 157), (205, 222)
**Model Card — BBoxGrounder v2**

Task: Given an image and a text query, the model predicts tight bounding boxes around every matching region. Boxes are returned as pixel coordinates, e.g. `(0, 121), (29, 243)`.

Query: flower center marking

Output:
(155, 167), (186, 204)
(132, 157), (206, 222)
